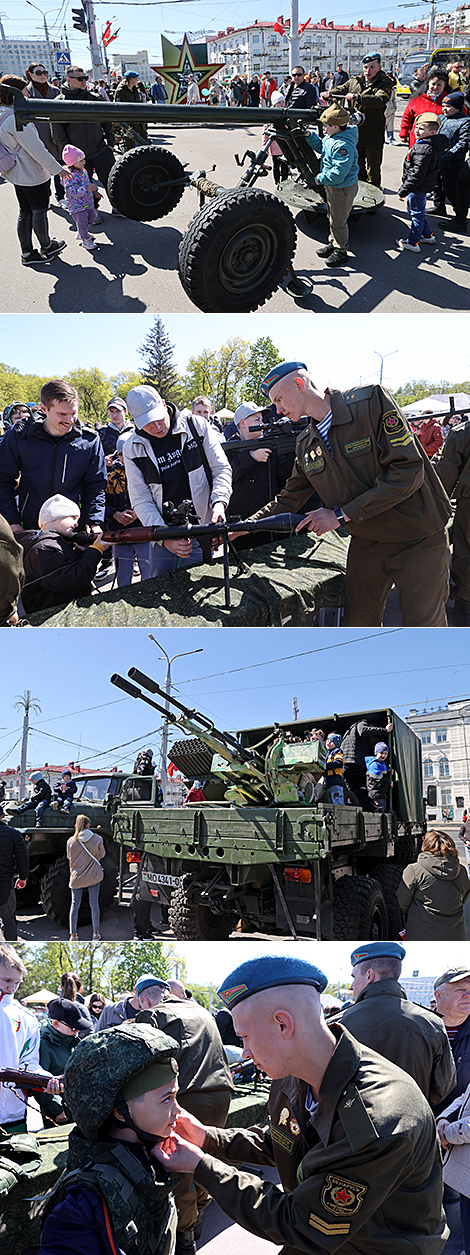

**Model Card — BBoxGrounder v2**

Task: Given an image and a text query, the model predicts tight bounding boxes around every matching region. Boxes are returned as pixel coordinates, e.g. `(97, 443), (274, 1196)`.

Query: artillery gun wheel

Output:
(333, 875), (387, 941)
(372, 864), (405, 939)
(107, 146), (186, 220)
(169, 877), (236, 941)
(178, 188), (296, 312)
(40, 853), (117, 927)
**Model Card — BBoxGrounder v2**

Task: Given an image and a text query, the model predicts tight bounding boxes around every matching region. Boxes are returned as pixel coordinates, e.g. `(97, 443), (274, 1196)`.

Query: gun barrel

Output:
(110, 673), (177, 722)
(102, 514), (304, 547)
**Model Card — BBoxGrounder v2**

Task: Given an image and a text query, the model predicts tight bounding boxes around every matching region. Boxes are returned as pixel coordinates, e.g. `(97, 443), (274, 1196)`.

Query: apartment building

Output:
(407, 699), (470, 822)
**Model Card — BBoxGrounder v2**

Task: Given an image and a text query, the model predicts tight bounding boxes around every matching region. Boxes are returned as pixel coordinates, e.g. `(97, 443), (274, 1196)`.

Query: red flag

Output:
(273, 16), (285, 33)
(105, 28), (120, 44)
(298, 18), (311, 33)
(102, 20), (112, 43)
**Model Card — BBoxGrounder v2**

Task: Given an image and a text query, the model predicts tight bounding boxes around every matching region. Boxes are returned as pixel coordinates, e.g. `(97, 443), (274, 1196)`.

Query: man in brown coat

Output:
(247, 360), (452, 626)
(435, 421), (470, 624)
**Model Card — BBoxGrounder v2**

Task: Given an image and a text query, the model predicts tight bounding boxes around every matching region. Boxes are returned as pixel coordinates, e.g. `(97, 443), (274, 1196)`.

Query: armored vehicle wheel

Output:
(394, 834), (419, 865)
(333, 875), (387, 941)
(169, 878), (236, 940)
(373, 864), (405, 939)
(178, 188), (296, 312)
(40, 853), (117, 927)
(107, 146), (186, 220)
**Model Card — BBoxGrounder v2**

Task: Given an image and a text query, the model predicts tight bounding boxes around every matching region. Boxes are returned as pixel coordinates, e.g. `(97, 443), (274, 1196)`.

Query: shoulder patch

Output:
(343, 385), (374, 403)
(338, 146), (348, 156)
(321, 1173), (368, 1217)
(382, 409), (413, 447)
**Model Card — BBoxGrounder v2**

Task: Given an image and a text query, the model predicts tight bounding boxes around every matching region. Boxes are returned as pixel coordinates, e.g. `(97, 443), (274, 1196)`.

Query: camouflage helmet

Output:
(63, 1021), (179, 1140)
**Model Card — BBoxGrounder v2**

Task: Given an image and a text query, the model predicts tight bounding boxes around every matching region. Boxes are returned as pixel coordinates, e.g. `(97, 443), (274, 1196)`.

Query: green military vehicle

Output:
(5, 772), (157, 926)
(110, 667), (430, 942)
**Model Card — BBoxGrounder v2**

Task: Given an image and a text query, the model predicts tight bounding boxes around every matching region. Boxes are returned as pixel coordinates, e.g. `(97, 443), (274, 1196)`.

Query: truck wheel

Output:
(373, 864), (405, 939)
(169, 879), (235, 941)
(333, 875), (388, 940)
(107, 146), (186, 220)
(394, 835), (419, 866)
(40, 853), (117, 927)
(178, 188), (296, 312)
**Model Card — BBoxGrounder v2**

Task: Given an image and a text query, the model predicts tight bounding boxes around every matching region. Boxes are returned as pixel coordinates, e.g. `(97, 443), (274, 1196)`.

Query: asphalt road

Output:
(1, 102), (469, 313)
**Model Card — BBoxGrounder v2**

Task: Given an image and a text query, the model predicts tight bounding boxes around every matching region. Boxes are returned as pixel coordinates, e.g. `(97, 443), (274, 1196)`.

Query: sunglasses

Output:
(34, 68), (47, 75)
(70, 75), (87, 81)
(293, 73), (304, 78)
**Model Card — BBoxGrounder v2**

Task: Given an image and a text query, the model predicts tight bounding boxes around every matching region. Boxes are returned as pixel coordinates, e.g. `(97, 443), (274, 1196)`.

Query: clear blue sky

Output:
(2, 314), (470, 394)
(8, 0), (437, 69)
(178, 939), (470, 987)
(2, 626), (470, 774)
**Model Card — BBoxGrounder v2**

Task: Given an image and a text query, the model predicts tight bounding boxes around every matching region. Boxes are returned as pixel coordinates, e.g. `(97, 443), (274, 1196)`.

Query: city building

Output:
(407, 699), (470, 823)
(110, 49), (156, 83)
(0, 762), (186, 805)
(409, 6), (470, 31)
(207, 18), (431, 80)
(400, 975), (437, 1007)
(0, 33), (66, 77)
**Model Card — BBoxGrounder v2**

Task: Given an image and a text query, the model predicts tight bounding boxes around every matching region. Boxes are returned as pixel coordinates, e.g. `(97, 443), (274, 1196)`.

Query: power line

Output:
(177, 629), (402, 687)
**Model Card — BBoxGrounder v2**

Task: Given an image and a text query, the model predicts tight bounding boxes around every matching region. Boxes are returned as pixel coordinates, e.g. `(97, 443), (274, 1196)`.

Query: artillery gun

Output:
(109, 670), (428, 942)
(13, 96), (383, 312)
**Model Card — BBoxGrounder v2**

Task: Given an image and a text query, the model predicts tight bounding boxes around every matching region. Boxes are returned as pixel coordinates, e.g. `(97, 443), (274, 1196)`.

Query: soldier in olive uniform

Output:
(329, 53), (393, 187)
(154, 953), (447, 1255)
(435, 421), (470, 624)
(246, 360), (451, 626)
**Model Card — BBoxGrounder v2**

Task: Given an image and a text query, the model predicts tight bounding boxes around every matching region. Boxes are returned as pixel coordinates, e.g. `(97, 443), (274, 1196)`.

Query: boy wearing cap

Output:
(18, 493), (108, 615)
(16, 770), (52, 826)
(38, 997), (91, 1126)
(154, 953), (447, 1255)
(436, 93), (470, 233)
(306, 104), (359, 267)
(396, 115), (448, 252)
(98, 397), (134, 459)
(114, 71), (148, 145)
(225, 401), (294, 523)
(365, 742), (392, 812)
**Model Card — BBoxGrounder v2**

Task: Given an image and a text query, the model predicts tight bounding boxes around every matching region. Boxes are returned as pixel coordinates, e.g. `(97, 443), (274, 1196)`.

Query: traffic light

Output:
(72, 5), (87, 33)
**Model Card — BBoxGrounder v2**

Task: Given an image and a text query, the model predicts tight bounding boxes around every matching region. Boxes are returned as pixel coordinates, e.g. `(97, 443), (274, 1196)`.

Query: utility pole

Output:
(13, 690), (41, 799)
(374, 349), (398, 385)
(84, 0), (103, 80)
(148, 637), (203, 803)
(0, 14), (13, 74)
(290, 0), (299, 71)
(293, 697), (298, 721)
(26, 2), (58, 78)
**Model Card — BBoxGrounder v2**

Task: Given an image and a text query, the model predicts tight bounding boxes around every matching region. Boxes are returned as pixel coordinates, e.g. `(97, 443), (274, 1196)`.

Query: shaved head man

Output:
(154, 953), (447, 1255)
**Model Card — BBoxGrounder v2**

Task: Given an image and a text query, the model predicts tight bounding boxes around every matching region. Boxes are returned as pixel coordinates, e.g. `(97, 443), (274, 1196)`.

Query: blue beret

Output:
(135, 973), (170, 994)
(218, 954), (328, 1009)
(351, 942), (405, 967)
(260, 360), (308, 399)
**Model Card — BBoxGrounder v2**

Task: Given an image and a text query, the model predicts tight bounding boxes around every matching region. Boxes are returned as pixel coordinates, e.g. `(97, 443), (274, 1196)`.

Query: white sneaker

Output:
(81, 237), (97, 250)
(396, 238), (420, 253)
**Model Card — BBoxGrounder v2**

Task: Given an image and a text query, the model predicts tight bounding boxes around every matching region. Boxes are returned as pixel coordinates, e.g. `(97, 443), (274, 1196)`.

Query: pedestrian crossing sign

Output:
(57, 50), (71, 65)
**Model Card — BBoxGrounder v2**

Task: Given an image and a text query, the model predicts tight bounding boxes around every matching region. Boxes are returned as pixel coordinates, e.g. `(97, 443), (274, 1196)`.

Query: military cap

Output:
(351, 941), (405, 967)
(218, 954), (328, 1009)
(260, 361), (307, 399)
(362, 53), (381, 62)
(434, 966), (470, 990)
(135, 972), (170, 995)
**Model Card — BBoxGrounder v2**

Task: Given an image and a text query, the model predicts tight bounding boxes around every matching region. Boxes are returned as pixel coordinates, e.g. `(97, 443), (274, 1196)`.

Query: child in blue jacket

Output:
(306, 102), (359, 267)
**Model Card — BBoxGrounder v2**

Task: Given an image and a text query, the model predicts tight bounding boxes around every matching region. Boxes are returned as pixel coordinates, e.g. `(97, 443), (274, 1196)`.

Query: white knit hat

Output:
(38, 494), (80, 529)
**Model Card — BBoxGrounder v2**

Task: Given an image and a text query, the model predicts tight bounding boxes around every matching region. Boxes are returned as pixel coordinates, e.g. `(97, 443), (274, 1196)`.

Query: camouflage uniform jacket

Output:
(250, 385), (452, 544)
(435, 423), (470, 501)
(41, 1128), (176, 1255)
(194, 1025), (447, 1255)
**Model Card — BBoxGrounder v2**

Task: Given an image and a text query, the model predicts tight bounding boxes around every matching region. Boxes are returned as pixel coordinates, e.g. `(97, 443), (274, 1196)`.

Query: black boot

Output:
(175, 1231), (197, 1255)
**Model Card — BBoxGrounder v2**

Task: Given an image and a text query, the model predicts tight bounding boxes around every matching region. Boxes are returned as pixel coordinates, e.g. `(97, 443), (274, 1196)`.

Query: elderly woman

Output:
(397, 829), (470, 940)
(0, 74), (68, 264)
(24, 62), (63, 202)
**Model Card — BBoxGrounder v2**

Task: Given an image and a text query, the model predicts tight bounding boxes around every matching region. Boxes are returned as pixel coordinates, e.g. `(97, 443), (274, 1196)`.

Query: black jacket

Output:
(0, 413), (107, 531)
(51, 83), (115, 157)
(97, 421), (134, 456)
(226, 437), (295, 519)
(433, 1012), (470, 1117)
(30, 777), (52, 805)
(284, 79), (319, 109)
(341, 720), (390, 767)
(19, 529), (102, 614)
(0, 821), (29, 899)
(399, 132), (448, 195)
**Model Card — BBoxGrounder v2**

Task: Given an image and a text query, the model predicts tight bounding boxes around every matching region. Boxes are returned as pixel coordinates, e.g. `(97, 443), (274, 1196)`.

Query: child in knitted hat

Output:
(60, 144), (102, 250)
(305, 103), (359, 267)
(324, 731), (345, 804)
(365, 742), (393, 812)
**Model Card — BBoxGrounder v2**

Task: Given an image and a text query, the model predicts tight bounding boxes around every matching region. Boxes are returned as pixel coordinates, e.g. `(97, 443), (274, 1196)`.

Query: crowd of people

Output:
(4, 943), (470, 1255)
(1, 359), (470, 627)
(1, 55), (469, 269)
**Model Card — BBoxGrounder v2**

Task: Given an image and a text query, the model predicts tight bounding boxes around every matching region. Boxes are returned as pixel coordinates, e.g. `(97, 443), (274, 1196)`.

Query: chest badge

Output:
(290, 1118), (300, 1136)
(279, 1108), (290, 1126)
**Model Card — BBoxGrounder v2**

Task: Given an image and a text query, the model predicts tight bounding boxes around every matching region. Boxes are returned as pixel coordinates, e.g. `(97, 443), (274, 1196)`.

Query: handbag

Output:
(0, 110), (21, 173)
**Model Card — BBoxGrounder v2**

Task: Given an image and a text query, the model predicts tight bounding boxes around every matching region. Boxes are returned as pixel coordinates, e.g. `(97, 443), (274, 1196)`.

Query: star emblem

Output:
(151, 34), (226, 105)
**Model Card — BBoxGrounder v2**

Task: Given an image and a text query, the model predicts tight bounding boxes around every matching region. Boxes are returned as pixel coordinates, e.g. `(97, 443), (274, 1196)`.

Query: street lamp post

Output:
(374, 349), (398, 385)
(26, 1), (59, 78)
(148, 636), (203, 803)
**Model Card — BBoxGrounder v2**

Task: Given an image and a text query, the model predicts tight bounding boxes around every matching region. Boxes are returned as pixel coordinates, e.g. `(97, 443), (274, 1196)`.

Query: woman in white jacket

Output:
(0, 74), (70, 264)
(437, 1085), (470, 1254)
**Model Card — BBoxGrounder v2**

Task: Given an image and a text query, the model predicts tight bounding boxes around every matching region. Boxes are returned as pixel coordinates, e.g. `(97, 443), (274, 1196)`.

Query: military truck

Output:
(110, 667), (430, 942)
(5, 772), (157, 926)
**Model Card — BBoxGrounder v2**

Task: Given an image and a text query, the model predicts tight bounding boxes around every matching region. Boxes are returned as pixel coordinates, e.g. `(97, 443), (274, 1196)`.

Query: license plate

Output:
(143, 872), (181, 887)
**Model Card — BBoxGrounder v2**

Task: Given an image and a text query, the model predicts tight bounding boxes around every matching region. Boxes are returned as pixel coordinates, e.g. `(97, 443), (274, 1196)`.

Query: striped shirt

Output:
(316, 409), (334, 457)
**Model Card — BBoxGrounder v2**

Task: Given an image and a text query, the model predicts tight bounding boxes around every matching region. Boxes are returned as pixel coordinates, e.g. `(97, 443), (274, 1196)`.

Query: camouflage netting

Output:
(3, 1085), (271, 1253)
(27, 533), (349, 628)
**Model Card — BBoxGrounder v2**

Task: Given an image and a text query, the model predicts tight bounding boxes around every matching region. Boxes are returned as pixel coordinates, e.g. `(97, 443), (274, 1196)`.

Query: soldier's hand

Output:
(250, 448), (271, 463)
(173, 1109), (207, 1147)
(345, 93), (356, 106)
(152, 1133), (203, 1173)
(296, 509), (340, 537)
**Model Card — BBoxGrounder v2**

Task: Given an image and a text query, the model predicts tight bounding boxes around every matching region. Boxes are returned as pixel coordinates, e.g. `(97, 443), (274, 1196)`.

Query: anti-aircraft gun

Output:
(109, 671), (428, 943)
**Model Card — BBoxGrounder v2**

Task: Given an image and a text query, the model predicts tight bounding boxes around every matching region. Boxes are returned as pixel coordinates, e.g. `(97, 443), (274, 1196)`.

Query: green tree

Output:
(107, 942), (169, 997)
(138, 318), (184, 405)
(182, 339), (250, 412)
(240, 337), (282, 406)
(65, 367), (111, 426)
(110, 369), (143, 399)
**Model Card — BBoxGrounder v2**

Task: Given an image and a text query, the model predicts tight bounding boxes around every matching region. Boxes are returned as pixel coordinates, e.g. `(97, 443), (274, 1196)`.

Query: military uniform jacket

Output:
(338, 979), (456, 1107)
(138, 997), (233, 1096)
(194, 1025), (447, 1255)
(436, 423), (470, 501)
(251, 386), (452, 544)
(330, 71), (393, 140)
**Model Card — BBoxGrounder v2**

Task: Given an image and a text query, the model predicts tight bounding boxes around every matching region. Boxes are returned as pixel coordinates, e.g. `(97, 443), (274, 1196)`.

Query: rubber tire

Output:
(395, 835), (419, 866)
(168, 877), (235, 941)
(107, 146), (186, 220)
(178, 188), (297, 312)
(40, 853), (117, 927)
(373, 864), (405, 939)
(333, 875), (388, 941)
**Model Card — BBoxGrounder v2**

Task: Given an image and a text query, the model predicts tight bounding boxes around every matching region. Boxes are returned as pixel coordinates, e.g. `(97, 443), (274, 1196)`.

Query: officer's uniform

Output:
(193, 1024), (447, 1255)
(251, 384), (452, 626)
(330, 69), (393, 187)
(435, 422), (470, 612)
(339, 978), (456, 1107)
